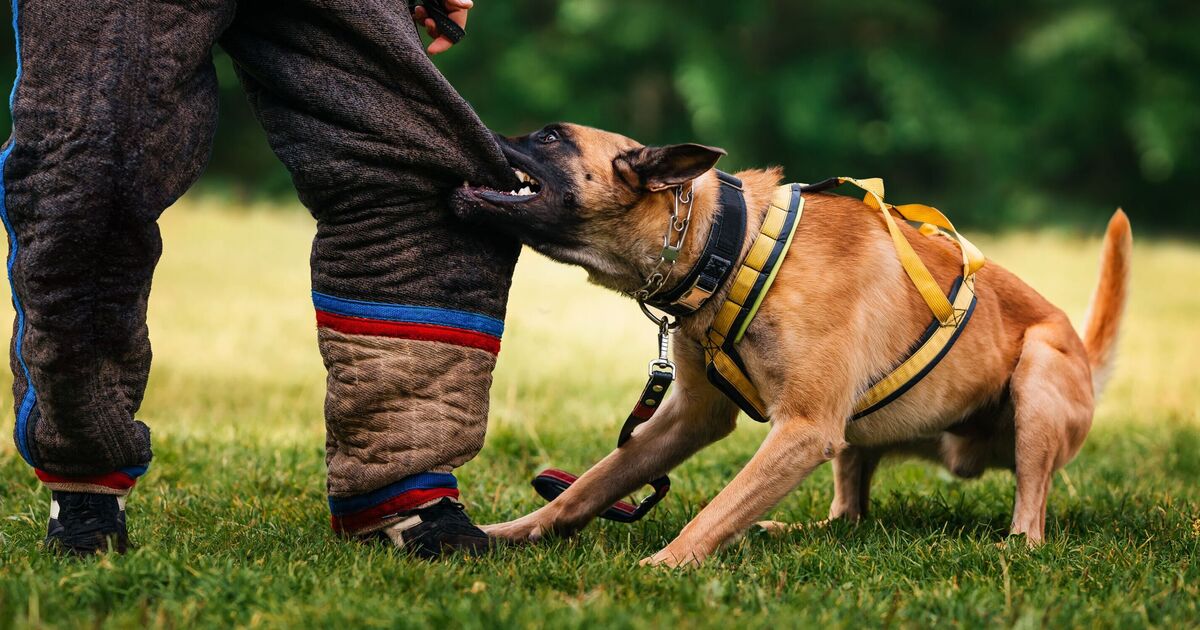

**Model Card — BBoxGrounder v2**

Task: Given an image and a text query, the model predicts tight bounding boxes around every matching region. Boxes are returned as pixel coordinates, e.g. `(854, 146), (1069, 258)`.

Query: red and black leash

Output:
(531, 319), (674, 522)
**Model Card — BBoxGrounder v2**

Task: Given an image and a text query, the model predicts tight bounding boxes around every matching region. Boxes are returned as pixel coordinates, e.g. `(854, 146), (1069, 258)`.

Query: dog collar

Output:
(644, 170), (748, 316)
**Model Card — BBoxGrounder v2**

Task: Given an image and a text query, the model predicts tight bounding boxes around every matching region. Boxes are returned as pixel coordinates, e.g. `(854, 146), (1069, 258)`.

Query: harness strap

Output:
(852, 276), (977, 418)
(648, 171), (748, 316)
(701, 177), (983, 424)
(841, 177), (984, 325)
(703, 184), (805, 423)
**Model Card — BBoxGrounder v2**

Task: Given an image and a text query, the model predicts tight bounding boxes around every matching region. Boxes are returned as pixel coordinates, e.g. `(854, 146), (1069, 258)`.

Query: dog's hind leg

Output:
(1007, 319), (1094, 544)
(483, 343), (740, 543)
(755, 445), (879, 536)
(828, 446), (882, 521)
(758, 444), (883, 537)
(643, 415), (846, 567)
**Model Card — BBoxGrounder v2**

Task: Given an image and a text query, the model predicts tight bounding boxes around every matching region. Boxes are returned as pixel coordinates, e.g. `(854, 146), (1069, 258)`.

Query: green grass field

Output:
(1, 197), (1197, 628)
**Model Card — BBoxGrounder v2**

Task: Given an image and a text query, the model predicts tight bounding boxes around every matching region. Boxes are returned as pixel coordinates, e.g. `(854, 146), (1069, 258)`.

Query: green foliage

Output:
(0, 0), (1198, 230)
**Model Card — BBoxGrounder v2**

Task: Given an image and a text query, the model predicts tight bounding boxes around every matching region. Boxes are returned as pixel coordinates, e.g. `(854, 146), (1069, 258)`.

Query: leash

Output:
(407, 0), (466, 44)
(530, 174), (747, 522)
(530, 317), (674, 522)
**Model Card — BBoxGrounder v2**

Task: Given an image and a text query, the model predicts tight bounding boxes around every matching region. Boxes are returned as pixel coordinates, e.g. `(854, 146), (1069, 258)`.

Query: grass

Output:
(0, 196), (1197, 628)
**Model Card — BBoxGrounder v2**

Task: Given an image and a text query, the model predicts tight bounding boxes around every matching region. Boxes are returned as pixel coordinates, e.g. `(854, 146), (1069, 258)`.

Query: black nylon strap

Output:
(649, 170), (747, 316)
(409, 0), (466, 44)
(800, 177), (841, 193)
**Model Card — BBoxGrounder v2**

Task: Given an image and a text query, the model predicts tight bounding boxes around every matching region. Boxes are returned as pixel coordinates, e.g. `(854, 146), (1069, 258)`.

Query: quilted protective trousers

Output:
(2, 0), (519, 533)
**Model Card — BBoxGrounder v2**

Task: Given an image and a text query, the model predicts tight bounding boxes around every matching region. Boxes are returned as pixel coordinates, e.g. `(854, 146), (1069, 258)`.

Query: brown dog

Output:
(453, 123), (1132, 567)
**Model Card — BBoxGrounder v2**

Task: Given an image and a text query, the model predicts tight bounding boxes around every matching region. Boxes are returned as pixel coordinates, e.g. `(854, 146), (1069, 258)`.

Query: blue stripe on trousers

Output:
(327, 472), (458, 516)
(312, 291), (505, 338)
(1, 0), (38, 466)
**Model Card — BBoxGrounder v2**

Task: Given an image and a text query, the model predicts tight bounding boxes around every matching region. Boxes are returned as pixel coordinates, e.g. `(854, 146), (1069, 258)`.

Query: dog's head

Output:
(453, 123), (725, 287)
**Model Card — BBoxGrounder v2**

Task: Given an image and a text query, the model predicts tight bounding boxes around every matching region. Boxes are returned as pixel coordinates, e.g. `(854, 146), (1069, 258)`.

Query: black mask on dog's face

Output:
(452, 123), (724, 257)
(452, 125), (587, 248)
(456, 121), (724, 240)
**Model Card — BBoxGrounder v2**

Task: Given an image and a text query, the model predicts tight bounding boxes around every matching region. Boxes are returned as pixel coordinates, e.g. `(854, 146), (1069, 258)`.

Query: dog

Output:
(452, 123), (1132, 568)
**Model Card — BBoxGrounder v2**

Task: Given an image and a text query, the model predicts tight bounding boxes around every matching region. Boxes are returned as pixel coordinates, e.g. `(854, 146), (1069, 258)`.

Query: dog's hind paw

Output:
(753, 520), (805, 537)
(752, 519), (832, 537)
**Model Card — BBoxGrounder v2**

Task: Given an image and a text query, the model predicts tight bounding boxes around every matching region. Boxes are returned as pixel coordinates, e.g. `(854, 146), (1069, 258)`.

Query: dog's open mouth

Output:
(473, 168), (543, 204)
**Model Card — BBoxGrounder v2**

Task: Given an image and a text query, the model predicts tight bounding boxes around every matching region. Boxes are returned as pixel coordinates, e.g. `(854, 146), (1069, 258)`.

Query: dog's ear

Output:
(613, 143), (726, 192)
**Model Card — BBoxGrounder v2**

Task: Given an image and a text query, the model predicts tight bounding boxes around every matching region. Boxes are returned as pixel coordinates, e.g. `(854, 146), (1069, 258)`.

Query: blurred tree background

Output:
(0, 0), (1196, 231)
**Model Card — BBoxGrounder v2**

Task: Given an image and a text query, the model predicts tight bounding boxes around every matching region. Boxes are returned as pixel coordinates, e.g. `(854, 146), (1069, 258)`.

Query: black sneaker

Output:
(368, 498), (490, 559)
(44, 491), (129, 556)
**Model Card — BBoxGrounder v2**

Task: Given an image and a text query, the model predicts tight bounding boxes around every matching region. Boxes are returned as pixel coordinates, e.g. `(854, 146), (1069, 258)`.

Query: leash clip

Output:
(648, 317), (676, 376)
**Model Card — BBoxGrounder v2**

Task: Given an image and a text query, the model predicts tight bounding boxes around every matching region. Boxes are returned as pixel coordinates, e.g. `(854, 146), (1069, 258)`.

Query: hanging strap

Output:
(838, 177), (984, 325)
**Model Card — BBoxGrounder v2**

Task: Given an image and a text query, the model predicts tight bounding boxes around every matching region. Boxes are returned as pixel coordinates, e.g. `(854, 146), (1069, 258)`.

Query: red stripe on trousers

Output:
(315, 311), (500, 354)
(331, 487), (460, 534)
(35, 469), (138, 490)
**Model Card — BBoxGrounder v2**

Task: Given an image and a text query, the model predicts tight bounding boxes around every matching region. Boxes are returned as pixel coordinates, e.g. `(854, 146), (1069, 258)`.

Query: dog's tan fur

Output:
(473, 124), (1133, 568)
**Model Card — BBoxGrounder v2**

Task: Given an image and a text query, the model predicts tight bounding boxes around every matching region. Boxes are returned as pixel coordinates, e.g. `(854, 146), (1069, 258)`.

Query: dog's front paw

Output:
(480, 513), (552, 544)
(639, 544), (705, 569)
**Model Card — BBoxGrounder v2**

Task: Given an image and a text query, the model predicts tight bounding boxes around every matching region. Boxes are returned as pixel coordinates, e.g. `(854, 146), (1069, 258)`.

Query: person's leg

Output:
(220, 0), (520, 553)
(2, 0), (233, 552)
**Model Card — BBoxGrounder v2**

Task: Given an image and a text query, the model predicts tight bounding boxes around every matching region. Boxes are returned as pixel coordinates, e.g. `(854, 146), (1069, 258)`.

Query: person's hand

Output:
(411, 0), (473, 55)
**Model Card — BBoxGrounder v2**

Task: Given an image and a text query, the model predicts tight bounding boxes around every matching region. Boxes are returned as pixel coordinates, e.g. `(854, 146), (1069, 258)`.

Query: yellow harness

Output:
(704, 177), (986, 422)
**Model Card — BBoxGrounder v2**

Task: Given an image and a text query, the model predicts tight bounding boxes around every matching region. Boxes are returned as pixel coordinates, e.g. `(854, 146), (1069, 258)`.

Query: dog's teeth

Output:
(517, 186), (532, 196)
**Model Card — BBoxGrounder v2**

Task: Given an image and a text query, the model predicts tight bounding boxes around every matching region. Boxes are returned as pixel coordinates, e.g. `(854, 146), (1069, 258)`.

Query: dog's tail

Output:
(1080, 209), (1133, 398)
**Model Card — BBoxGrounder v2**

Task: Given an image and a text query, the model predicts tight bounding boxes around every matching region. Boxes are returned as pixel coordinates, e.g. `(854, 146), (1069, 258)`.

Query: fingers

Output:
(426, 8), (468, 55)
(409, 2), (474, 54)
(412, 7), (437, 39)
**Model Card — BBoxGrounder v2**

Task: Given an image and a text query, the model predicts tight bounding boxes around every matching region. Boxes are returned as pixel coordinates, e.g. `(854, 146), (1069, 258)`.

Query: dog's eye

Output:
(540, 130), (559, 144)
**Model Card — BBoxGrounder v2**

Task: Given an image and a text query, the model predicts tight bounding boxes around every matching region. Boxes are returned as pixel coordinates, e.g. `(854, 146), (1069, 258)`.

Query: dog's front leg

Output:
(484, 377), (739, 543)
(643, 416), (846, 568)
